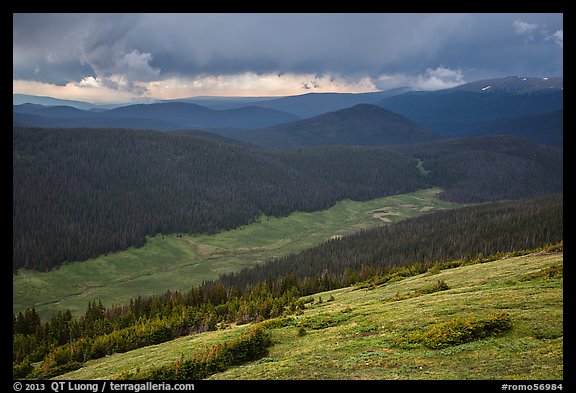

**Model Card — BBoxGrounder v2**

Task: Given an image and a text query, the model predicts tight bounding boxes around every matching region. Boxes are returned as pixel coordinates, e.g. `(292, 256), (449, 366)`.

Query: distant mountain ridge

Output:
(13, 76), (563, 146)
(227, 104), (440, 148)
(12, 88), (411, 117)
(12, 94), (125, 110)
(377, 76), (563, 145)
(13, 102), (301, 130)
(243, 88), (412, 118)
(451, 76), (562, 93)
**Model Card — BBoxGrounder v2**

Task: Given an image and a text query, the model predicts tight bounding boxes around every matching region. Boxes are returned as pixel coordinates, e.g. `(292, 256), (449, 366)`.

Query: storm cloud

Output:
(13, 13), (563, 101)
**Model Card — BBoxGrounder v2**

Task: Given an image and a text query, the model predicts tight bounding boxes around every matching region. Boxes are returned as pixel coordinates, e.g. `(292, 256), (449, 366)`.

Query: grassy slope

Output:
(14, 188), (459, 319)
(58, 250), (563, 380)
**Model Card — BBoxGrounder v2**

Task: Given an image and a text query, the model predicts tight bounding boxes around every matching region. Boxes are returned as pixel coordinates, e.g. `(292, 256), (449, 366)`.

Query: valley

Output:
(13, 188), (460, 319)
(12, 75), (563, 382)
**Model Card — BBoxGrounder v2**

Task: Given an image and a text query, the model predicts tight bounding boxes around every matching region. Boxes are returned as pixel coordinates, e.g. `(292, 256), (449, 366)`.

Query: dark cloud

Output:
(13, 13), (148, 90)
(13, 13), (563, 93)
(128, 13), (471, 76)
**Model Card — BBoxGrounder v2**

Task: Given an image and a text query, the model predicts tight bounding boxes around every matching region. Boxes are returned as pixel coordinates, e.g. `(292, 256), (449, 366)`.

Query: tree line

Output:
(13, 194), (563, 379)
(216, 192), (563, 294)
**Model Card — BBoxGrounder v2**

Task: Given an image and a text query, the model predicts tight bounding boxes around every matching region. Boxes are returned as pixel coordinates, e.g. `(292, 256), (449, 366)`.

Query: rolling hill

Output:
(228, 104), (440, 148)
(14, 90), (412, 116)
(12, 75), (564, 382)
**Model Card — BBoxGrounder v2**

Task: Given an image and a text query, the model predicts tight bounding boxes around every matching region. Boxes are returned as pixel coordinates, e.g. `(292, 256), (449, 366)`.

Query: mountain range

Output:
(236, 87), (413, 118)
(13, 94), (121, 110)
(13, 76), (563, 147)
(377, 76), (563, 141)
(13, 102), (301, 130)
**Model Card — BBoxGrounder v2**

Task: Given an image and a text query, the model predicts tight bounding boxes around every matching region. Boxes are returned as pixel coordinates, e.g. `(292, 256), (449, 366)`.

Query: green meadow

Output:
(57, 250), (563, 380)
(14, 188), (460, 319)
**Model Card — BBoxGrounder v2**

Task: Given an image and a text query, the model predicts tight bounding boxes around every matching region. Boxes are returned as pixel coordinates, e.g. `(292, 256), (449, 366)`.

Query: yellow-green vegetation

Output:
(14, 188), (459, 319)
(58, 250), (563, 380)
(52, 325), (254, 380)
(401, 311), (513, 349)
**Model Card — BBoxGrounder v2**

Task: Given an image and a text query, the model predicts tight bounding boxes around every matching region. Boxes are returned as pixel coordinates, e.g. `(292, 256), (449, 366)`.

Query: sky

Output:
(13, 13), (563, 104)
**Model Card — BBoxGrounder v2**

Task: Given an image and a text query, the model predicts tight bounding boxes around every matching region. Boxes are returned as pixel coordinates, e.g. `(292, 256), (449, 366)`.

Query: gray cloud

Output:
(13, 13), (563, 94)
(552, 30), (563, 48)
(127, 13), (472, 76)
(513, 19), (539, 35)
(13, 13), (150, 91)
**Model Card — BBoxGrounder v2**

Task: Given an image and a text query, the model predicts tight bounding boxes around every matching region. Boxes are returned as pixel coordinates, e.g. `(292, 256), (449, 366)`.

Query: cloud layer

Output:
(13, 13), (563, 102)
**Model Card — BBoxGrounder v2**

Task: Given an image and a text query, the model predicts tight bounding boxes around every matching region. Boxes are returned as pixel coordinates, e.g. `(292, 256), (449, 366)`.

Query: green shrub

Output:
(121, 327), (271, 380)
(406, 311), (513, 349)
(12, 358), (33, 379)
(520, 264), (563, 281)
(417, 280), (450, 295)
(301, 315), (334, 330)
(259, 316), (296, 329)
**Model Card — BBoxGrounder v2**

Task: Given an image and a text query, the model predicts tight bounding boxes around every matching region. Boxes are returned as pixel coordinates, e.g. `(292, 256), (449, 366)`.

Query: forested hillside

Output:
(12, 194), (562, 379)
(392, 135), (563, 202)
(466, 109), (563, 147)
(13, 127), (563, 272)
(13, 126), (426, 272)
(217, 193), (563, 294)
(228, 104), (439, 148)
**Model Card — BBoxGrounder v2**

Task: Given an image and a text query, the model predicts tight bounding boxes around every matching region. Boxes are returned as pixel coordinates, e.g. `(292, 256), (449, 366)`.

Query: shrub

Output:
(406, 311), (513, 349)
(12, 358), (33, 379)
(520, 264), (563, 281)
(417, 280), (450, 295)
(121, 327), (271, 380)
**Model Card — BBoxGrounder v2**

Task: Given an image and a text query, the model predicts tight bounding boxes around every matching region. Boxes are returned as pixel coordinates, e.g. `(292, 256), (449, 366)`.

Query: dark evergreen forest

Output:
(13, 127), (426, 272)
(13, 127), (562, 272)
(391, 136), (563, 202)
(217, 193), (563, 294)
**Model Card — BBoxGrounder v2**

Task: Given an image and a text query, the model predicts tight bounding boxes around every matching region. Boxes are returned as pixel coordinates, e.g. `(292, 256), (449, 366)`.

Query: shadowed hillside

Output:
(229, 104), (440, 148)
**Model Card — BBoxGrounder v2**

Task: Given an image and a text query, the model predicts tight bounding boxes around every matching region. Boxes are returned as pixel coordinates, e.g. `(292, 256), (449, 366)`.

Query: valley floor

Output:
(14, 188), (459, 319)
(57, 249), (563, 380)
